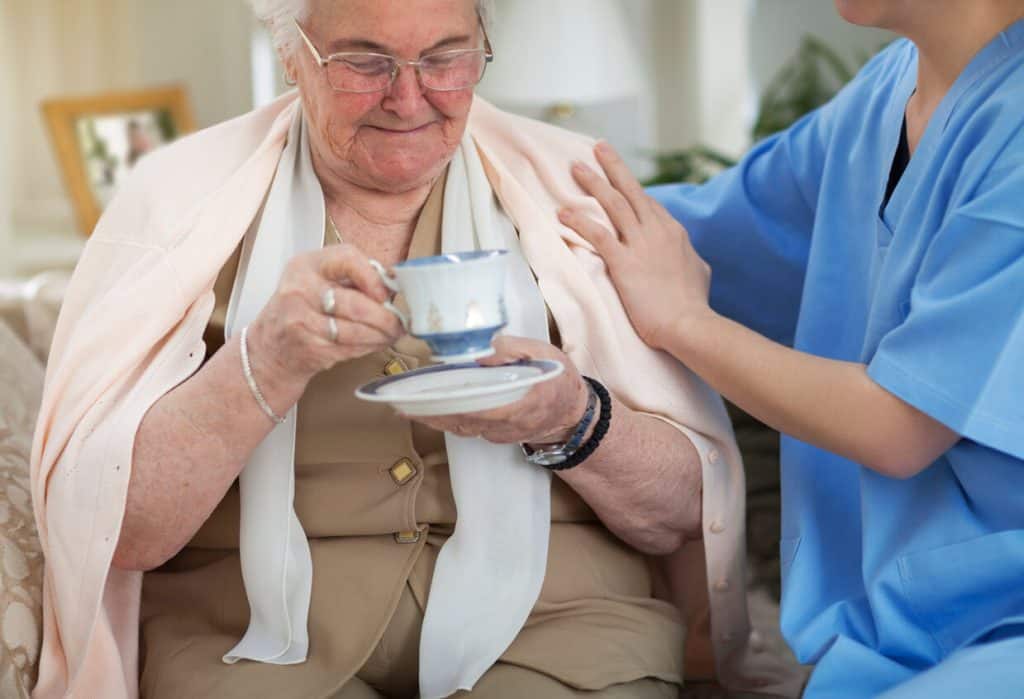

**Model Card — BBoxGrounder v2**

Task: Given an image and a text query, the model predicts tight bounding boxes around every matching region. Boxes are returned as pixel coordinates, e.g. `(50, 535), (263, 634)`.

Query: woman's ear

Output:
(281, 52), (299, 87)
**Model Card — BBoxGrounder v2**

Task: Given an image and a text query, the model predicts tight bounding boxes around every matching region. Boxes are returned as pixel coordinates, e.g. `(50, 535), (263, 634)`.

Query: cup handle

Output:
(383, 300), (410, 333)
(368, 259), (401, 293)
(368, 259), (408, 332)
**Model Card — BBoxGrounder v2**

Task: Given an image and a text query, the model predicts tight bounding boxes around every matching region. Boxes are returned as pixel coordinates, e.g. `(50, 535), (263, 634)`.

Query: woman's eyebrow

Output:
(325, 33), (474, 55)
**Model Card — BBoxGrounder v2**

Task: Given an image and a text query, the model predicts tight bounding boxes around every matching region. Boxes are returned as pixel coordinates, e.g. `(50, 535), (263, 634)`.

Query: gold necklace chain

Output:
(328, 212), (343, 244)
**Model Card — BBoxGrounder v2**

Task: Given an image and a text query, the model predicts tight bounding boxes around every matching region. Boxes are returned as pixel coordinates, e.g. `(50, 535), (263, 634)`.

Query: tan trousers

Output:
(335, 581), (678, 699)
(333, 667), (677, 698)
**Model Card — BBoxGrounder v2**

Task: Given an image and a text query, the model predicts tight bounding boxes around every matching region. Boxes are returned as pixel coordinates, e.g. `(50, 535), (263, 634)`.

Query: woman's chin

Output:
(360, 157), (451, 193)
(339, 125), (460, 192)
(364, 163), (448, 194)
(832, 0), (886, 28)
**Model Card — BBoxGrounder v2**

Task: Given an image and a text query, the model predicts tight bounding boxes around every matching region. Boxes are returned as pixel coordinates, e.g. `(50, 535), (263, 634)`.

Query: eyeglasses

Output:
(293, 18), (494, 94)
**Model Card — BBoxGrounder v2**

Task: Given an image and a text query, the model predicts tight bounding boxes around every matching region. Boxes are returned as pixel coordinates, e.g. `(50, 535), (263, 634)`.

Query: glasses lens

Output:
(419, 50), (487, 90)
(326, 55), (394, 92)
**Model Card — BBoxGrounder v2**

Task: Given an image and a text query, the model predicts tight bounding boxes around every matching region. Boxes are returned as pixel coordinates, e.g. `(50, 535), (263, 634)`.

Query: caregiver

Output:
(562, 1), (1024, 697)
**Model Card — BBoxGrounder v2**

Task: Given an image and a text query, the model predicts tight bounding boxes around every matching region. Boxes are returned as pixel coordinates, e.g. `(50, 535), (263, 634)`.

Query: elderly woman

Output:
(29, 1), (799, 698)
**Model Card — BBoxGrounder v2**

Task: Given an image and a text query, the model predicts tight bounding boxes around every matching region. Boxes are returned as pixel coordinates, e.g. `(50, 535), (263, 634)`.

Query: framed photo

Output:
(41, 85), (196, 235)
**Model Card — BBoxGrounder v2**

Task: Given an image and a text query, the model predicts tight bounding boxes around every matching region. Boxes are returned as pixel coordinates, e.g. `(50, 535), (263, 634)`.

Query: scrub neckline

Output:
(880, 16), (1024, 228)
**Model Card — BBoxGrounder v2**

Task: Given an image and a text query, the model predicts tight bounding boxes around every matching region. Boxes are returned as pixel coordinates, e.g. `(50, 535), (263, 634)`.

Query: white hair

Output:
(250, 0), (494, 57)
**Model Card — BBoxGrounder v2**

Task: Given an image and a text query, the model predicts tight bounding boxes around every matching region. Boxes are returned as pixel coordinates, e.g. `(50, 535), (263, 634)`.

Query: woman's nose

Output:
(380, 63), (428, 117)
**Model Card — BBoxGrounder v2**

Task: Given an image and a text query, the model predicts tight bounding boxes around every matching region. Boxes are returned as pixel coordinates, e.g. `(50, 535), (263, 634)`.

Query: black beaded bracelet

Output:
(545, 377), (612, 471)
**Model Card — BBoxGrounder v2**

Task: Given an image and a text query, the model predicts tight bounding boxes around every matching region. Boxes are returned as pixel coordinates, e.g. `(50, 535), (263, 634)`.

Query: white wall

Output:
(627, 0), (891, 159)
(0, 0), (253, 259)
(695, 0), (755, 156)
(4, 0), (136, 242)
(133, 0), (254, 129)
(487, 0), (754, 168)
(750, 1), (894, 95)
(625, 0), (702, 151)
(621, 0), (754, 158)
(0, 0), (15, 275)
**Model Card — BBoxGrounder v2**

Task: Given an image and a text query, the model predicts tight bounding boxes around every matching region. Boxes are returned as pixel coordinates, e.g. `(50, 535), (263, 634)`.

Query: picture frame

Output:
(41, 85), (196, 236)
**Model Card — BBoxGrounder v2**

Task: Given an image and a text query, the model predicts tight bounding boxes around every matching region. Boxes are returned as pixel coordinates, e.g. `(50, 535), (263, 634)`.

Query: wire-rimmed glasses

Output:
(293, 18), (494, 93)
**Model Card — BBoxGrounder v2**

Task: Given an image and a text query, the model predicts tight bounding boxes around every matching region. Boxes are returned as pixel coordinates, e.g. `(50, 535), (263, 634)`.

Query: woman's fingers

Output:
(408, 414), (465, 435)
(309, 246), (406, 346)
(409, 389), (560, 444)
(319, 244), (391, 302)
(475, 335), (546, 366)
(262, 247), (409, 379)
(332, 318), (399, 348)
(570, 160), (641, 239)
(557, 208), (622, 261)
(306, 314), (396, 349)
(408, 408), (525, 443)
(593, 141), (654, 223)
(322, 286), (404, 339)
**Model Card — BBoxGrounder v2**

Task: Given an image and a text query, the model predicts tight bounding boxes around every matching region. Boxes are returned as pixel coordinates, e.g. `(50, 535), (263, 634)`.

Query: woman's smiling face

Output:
(289, 0), (481, 194)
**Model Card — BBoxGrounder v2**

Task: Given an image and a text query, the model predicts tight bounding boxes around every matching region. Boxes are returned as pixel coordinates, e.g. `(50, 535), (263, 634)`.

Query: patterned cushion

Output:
(0, 321), (44, 697)
(0, 272), (68, 363)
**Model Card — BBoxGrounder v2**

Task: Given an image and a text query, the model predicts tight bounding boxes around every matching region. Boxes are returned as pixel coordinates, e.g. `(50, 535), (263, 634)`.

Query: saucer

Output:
(355, 360), (564, 416)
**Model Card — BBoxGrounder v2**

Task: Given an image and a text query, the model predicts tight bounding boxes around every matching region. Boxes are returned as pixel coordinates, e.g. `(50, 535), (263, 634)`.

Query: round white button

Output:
(709, 520), (726, 534)
(749, 630), (766, 652)
(707, 448), (720, 464)
(713, 578), (730, 592)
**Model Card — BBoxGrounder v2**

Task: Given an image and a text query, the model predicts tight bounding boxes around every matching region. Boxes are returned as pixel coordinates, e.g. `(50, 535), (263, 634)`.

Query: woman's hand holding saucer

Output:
(408, 336), (590, 445)
(247, 243), (405, 385)
(559, 142), (714, 350)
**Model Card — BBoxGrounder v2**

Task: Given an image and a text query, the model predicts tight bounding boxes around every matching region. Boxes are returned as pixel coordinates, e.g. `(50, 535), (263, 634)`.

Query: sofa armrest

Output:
(0, 321), (45, 697)
(0, 271), (69, 363)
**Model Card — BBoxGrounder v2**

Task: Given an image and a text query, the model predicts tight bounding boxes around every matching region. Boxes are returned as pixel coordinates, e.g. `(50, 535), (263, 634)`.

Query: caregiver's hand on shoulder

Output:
(407, 336), (591, 445)
(559, 141), (713, 350)
(248, 243), (405, 385)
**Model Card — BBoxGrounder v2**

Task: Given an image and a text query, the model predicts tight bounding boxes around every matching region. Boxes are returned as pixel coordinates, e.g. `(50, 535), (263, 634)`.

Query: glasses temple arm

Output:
(293, 18), (327, 66)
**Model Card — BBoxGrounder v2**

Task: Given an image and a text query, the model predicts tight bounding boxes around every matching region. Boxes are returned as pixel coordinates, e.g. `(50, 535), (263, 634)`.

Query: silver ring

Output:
(327, 316), (339, 343)
(320, 288), (336, 316)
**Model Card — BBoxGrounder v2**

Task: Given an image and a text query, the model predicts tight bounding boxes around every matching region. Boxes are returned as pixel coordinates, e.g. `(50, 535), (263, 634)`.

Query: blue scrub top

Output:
(652, 21), (1024, 697)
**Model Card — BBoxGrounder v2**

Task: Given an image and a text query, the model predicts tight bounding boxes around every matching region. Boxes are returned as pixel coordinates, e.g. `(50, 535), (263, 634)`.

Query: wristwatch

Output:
(522, 380), (598, 467)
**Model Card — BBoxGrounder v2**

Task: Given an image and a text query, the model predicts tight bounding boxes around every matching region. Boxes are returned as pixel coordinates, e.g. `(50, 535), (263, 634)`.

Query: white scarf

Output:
(223, 107), (552, 698)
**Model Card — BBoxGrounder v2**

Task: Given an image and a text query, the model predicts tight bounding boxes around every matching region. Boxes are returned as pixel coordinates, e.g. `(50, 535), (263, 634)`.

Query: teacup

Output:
(370, 250), (508, 362)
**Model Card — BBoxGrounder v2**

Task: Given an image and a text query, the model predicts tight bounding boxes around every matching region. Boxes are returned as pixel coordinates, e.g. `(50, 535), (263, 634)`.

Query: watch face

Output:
(528, 450), (568, 467)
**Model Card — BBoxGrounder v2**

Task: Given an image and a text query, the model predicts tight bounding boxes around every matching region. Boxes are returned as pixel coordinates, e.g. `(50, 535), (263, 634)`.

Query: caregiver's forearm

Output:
(558, 400), (703, 555)
(662, 311), (959, 479)
(113, 337), (307, 571)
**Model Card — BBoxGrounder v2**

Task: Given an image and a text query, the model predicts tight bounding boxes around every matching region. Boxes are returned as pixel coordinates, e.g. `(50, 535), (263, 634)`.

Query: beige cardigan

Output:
(30, 93), (802, 698)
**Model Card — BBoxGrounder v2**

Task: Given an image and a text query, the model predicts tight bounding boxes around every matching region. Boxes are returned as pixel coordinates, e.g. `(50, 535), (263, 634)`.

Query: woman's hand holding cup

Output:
(247, 243), (406, 387)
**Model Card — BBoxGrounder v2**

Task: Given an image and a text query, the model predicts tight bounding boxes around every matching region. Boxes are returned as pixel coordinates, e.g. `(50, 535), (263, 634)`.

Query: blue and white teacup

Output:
(370, 250), (508, 363)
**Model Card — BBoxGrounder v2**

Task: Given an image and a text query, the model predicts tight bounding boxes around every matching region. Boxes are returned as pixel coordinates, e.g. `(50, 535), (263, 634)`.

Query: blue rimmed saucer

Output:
(354, 359), (564, 416)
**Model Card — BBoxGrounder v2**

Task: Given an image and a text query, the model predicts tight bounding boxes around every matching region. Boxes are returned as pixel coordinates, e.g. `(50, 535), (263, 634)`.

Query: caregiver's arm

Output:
(113, 245), (402, 571)
(562, 144), (958, 480)
(411, 336), (704, 555)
